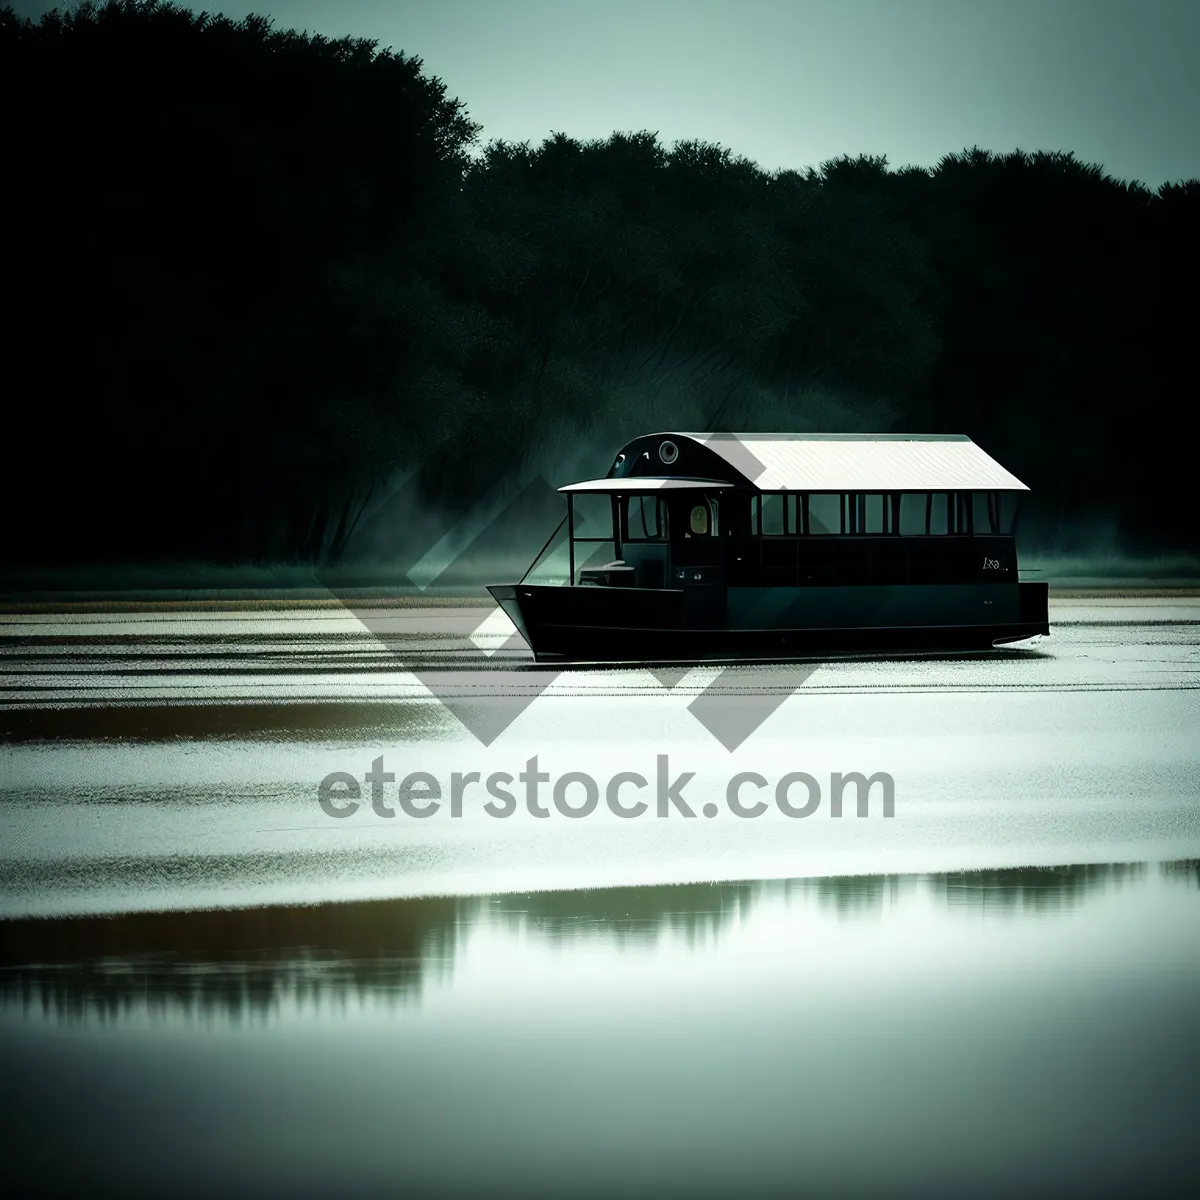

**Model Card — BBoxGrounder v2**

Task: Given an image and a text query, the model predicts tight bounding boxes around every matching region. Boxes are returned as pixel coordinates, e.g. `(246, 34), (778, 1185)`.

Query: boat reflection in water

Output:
(1, 862), (1197, 1195)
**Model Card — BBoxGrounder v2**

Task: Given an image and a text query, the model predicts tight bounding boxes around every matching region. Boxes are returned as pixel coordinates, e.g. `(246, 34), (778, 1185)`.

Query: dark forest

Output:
(2, 0), (1196, 571)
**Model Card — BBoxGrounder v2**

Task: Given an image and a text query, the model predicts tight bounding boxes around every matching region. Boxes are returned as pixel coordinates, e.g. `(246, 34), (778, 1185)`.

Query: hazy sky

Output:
(10, 0), (1199, 185)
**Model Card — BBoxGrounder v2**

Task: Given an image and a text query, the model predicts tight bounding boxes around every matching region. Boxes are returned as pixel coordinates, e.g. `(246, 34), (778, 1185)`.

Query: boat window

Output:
(690, 503), (709, 535)
(846, 493), (885, 535)
(953, 491), (971, 534)
(973, 491), (999, 535)
(996, 492), (1021, 535)
(632, 494), (667, 540)
(928, 492), (949, 535)
(894, 493), (919, 535)
(759, 493), (785, 535)
(808, 493), (840, 535)
(862, 494), (885, 534)
(898, 493), (924, 535)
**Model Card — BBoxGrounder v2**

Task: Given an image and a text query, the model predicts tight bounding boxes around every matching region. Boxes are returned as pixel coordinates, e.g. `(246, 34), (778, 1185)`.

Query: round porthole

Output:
(659, 440), (679, 465)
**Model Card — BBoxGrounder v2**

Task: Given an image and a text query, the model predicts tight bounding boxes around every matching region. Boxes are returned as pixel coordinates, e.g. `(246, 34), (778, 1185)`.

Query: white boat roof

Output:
(559, 477), (734, 493)
(674, 433), (1029, 491)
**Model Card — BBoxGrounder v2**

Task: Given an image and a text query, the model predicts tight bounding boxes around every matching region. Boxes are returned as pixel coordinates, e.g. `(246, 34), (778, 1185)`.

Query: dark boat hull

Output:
(487, 581), (1049, 663)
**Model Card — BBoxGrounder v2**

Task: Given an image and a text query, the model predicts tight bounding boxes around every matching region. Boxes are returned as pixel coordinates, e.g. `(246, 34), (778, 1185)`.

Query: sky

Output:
(9, 0), (1199, 186)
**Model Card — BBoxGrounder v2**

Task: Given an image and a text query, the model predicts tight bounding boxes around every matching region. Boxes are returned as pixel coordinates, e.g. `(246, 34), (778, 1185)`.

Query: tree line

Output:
(1, 0), (1196, 568)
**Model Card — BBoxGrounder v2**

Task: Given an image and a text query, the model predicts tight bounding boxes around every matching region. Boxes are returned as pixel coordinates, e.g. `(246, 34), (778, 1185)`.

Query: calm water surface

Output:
(3, 601), (1198, 1195)
(2, 862), (1198, 1197)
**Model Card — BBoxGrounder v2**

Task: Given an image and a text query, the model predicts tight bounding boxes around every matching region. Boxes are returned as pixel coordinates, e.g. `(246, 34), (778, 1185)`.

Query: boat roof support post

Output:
(568, 493), (576, 586)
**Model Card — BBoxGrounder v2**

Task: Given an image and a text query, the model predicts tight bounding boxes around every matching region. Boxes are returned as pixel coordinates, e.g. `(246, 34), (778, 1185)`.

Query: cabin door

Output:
(669, 494), (727, 631)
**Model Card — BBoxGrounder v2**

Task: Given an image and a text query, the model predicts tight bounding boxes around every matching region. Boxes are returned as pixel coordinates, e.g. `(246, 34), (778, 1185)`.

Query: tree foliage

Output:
(1, 1), (1195, 564)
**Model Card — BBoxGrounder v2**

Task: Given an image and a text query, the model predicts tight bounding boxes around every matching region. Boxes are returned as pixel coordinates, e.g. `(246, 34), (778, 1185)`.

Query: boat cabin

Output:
(560, 432), (1027, 590)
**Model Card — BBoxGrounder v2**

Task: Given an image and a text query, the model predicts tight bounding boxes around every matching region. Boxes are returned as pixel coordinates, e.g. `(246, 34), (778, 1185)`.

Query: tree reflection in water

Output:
(1, 861), (1193, 1024)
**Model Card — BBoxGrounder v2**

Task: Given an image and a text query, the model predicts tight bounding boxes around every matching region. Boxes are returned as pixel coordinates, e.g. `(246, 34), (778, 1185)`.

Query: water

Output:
(2, 597), (1198, 1194)
(2, 864), (1198, 1196)
(3, 599), (1199, 914)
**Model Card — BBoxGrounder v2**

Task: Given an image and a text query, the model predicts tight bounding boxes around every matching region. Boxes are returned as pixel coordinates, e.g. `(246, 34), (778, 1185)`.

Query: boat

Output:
(487, 432), (1050, 663)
